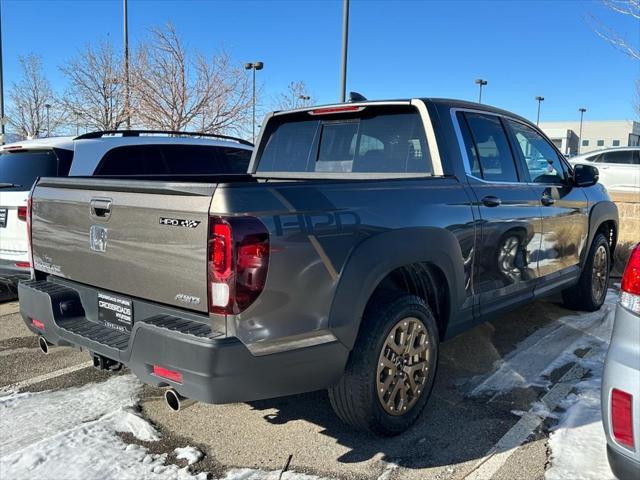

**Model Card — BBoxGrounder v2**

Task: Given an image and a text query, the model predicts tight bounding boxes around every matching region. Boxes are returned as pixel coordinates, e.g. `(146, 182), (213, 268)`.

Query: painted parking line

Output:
(462, 348), (596, 480)
(0, 361), (94, 395)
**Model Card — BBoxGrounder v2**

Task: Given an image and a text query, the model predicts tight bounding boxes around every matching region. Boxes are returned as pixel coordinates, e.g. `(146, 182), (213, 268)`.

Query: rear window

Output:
(94, 144), (251, 176)
(0, 150), (60, 191)
(256, 106), (432, 174)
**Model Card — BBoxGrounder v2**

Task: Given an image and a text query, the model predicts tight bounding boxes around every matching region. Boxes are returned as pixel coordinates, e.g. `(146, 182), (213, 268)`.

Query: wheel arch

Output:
(585, 201), (618, 269)
(328, 227), (467, 350)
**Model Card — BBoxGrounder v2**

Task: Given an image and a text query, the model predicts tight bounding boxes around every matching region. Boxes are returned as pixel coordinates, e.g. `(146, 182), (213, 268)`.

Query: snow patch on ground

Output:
(545, 309), (617, 480)
(0, 374), (329, 479)
(175, 446), (203, 465)
(0, 375), (205, 480)
(471, 290), (618, 397)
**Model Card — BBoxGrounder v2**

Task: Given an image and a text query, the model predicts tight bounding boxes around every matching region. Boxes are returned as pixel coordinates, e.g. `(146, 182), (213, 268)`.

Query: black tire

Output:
(562, 233), (610, 312)
(328, 291), (439, 436)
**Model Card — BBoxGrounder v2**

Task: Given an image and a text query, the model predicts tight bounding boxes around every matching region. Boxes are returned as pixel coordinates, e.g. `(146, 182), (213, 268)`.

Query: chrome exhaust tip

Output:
(164, 388), (196, 412)
(38, 336), (51, 355)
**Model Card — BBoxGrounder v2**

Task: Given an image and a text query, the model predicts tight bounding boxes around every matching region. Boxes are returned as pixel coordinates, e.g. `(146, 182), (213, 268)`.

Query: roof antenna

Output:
(348, 91), (367, 102)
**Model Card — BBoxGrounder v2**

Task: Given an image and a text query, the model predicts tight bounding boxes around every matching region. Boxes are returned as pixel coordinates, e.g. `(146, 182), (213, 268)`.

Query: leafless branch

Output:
(274, 81), (315, 111)
(7, 54), (66, 138)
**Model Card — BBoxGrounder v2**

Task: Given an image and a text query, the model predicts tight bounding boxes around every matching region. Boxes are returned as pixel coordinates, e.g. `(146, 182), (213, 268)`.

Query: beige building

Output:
(539, 120), (640, 156)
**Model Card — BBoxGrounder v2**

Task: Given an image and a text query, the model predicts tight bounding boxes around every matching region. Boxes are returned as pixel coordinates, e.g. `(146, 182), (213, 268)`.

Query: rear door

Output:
(594, 150), (640, 194)
(31, 178), (216, 312)
(505, 119), (589, 282)
(455, 111), (543, 317)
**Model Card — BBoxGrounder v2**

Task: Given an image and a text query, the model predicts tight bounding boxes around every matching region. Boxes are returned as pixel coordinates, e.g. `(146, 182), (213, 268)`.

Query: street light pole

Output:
(123, 0), (130, 129)
(475, 78), (487, 104)
(0, 1), (5, 144)
(339, 0), (349, 102)
(578, 107), (587, 155)
(244, 61), (264, 144)
(535, 96), (544, 126)
(45, 103), (51, 137)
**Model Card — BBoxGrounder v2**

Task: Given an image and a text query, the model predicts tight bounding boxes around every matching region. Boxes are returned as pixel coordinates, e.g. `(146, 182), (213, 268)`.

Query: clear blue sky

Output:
(2, 0), (639, 122)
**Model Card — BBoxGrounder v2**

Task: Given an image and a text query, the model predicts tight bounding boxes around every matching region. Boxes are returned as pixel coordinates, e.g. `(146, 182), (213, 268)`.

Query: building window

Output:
(612, 140), (620, 147)
(582, 139), (589, 147)
(597, 140), (604, 147)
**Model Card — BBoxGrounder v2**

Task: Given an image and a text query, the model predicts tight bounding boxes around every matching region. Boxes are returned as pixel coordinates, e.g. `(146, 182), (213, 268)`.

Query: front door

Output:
(505, 119), (589, 285)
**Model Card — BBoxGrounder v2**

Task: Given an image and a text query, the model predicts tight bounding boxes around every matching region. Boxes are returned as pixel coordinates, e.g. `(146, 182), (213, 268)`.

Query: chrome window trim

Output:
(450, 107), (571, 187)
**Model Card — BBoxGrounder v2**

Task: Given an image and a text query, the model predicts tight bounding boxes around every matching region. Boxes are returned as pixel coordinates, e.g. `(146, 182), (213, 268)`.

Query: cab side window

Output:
(460, 112), (519, 182)
(506, 119), (566, 184)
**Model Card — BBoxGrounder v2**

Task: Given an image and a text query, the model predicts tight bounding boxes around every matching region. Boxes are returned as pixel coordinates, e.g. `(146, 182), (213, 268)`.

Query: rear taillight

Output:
(26, 197), (33, 271)
(15, 262), (31, 268)
(208, 216), (269, 315)
(152, 365), (183, 383)
(620, 243), (640, 314)
(31, 318), (45, 330)
(17, 206), (27, 221)
(611, 389), (635, 449)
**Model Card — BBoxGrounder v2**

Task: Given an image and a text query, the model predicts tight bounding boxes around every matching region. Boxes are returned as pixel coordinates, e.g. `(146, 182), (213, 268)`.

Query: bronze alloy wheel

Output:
(376, 316), (430, 416)
(591, 244), (608, 302)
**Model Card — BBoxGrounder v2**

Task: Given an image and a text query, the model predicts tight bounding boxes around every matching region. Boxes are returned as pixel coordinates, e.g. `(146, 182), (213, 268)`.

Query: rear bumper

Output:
(18, 278), (348, 404)
(607, 445), (640, 480)
(0, 260), (30, 289)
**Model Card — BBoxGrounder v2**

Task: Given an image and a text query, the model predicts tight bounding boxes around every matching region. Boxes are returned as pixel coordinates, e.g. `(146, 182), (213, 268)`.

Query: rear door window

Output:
(599, 150), (637, 165)
(256, 106), (432, 174)
(0, 150), (59, 191)
(459, 112), (519, 182)
(94, 144), (252, 175)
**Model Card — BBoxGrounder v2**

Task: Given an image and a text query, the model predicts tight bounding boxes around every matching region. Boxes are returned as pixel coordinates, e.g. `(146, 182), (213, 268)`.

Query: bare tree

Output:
(591, 1), (640, 60)
(131, 24), (252, 134)
(61, 40), (128, 131)
(274, 81), (315, 110)
(8, 54), (65, 138)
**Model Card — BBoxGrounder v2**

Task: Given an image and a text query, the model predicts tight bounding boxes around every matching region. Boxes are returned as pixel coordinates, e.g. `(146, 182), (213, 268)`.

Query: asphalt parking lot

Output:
(0, 284), (613, 480)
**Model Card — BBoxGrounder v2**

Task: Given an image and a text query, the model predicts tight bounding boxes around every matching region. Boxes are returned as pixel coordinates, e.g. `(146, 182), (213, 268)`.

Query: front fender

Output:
(328, 227), (468, 350)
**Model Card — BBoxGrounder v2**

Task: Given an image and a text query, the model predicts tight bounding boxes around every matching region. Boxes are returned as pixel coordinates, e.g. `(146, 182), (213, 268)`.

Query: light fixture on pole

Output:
(578, 107), (587, 155)
(244, 61), (264, 144)
(45, 103), (51, 137)
(535, 96), (544, 126)
(475, 79), (487, 104)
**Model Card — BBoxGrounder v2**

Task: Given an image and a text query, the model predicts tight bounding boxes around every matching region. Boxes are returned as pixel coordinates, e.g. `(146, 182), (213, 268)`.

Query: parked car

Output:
(68, 130), (253, 176)
(0, 131), (252, 293)
(18, 98), (618, 435)
(602, 243), (640, 480)
(570, 147), (640, 195)
(0, 137), (75, 293)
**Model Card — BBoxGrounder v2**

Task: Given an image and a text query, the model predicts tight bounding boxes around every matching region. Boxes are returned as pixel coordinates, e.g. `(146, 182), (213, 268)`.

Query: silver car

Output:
(603, 242), (640, 480)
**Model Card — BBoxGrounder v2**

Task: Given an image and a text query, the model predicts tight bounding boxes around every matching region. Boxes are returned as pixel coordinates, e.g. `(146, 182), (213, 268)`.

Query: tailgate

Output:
(31, 177), (216, 313)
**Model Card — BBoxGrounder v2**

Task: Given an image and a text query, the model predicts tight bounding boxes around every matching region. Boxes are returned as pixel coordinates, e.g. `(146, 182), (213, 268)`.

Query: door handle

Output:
(90, 198), (112, 219)
(481, 196), (501, 207)
(541, 195), (555, 206)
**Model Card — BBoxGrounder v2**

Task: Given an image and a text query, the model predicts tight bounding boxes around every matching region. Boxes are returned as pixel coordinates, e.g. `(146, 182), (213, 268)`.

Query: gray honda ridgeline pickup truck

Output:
(19, 98), (618, 435)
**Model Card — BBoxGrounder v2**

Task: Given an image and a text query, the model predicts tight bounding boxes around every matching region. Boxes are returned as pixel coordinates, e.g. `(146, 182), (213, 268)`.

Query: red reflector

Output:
(612, 389), (635, 448)
(309, 105), (365, 115)
(17, 206), (27, 221)
(621, 243), (640, 296)
(152, 365), (183, 383)
(31, 318), (45, 330)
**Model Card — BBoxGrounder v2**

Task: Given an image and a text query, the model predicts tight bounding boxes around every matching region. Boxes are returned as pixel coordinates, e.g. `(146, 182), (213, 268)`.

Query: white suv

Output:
(0, 137), (75, 293)
(570, 147), (640, 195)
(0, 130), (253, 293)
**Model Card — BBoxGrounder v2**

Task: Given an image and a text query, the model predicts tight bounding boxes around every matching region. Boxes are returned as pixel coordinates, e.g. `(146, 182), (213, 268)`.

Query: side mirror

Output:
(573, 163), (599, 187)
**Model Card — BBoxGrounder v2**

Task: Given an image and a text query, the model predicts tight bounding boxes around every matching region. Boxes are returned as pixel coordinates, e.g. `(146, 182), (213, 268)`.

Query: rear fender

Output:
(328, 227), (467, 350)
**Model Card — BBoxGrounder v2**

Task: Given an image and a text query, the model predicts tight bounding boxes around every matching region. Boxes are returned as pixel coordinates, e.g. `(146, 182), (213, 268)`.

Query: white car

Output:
(0, 137), (75, 293)
(569, 147), (640, 195)
(0, 130), (253, 293)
